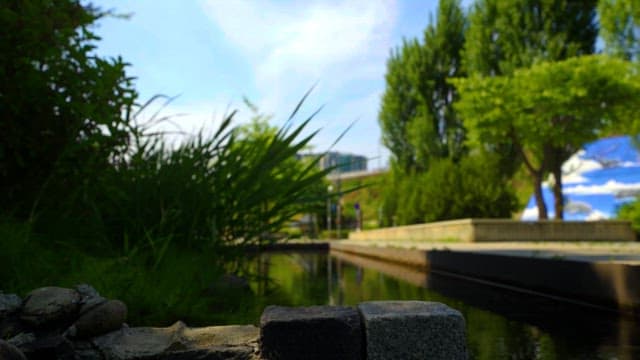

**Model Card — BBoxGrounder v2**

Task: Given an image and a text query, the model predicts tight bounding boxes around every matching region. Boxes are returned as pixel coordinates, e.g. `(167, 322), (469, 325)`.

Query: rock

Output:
(70, 299), (127, 339)
(6, 333), (36, 348)
(9, 333), (74, 360)
(75, 284), (107, 315)
(0, 315), (29, 340)
(0, 339), (27, 360)
(357, 301), (467, 360)
(21, 287), (80, 328)
(260, 305), (362, 360)
(0, 293), (22, 320)
(70, 340), (103, 360)
(74, 284), (100, 299)
(92, 321), (259, 360)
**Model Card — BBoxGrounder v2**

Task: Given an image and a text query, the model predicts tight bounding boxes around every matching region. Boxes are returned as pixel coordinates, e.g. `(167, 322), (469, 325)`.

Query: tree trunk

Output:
(532, 172), (548, 220)
(552, 164), (564, 220)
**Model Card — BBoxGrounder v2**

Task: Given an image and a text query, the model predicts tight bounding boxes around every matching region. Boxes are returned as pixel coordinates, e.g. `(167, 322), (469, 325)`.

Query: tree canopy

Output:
(379, 0), (466, 173)
(452, 55), (640, 219)
(0, 0), (137, 214)
(599, 0), (640, 60)
(464, 0), (598, 76)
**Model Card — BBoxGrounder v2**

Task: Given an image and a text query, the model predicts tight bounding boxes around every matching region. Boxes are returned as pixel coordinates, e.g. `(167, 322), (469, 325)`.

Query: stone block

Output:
(260, 305), (363, 360)
(358, 301), (467, 360)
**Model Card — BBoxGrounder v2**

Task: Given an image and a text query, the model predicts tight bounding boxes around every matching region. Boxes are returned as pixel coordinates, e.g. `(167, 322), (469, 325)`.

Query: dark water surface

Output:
(225, 251), (640, 360)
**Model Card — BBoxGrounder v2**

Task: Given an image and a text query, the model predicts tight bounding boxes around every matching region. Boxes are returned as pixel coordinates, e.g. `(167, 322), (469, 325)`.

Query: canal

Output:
(216, 251), (639, 359)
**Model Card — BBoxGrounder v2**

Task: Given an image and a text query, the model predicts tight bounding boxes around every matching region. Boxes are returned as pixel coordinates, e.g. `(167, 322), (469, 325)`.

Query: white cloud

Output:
(564, 180), (640, 196)
(201, 0), (397, 132)
(564, 200), (592, 215)
(561, 150), (602, 184)
(585, 210), (610, 221)
(521, 207), (538, 221)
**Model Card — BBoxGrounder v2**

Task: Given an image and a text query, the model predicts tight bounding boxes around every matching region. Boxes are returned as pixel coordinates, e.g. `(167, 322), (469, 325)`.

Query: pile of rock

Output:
(0, 285), (259, 360)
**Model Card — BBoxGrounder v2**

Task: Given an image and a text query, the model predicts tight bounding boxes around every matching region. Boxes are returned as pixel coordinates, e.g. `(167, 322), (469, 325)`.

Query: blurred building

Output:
(298, 151), (367, 174)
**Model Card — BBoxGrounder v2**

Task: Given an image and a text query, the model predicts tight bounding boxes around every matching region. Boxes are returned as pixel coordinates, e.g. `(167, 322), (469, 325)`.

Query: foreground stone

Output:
(358, 301), (467, 360)
(20, 287), (80, 328)
(93, 321), (259, 360)
(0, 339), (27, 360)
(0, 293), (22, 320)
(260, 305), (362, 360)
(70, 299), (128, 339)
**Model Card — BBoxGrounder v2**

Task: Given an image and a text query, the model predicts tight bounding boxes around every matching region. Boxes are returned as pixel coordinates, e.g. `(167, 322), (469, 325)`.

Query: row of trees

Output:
(379, 0), (640, 224)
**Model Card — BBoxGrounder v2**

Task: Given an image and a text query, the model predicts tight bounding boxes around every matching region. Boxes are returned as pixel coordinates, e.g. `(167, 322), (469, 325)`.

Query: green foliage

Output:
(464, 0), (598, 76)
(0, 0), (137, 214)
(617, 198), (640, 234)
(0, 0), (337, 327)
(382, 155), (517, 226)
(599, 0), (640, 60)
(379, 0), (466, 172)
(340, 174), (385, 229)
(452, 55), (640, 219)
(462, 0), (598, 185)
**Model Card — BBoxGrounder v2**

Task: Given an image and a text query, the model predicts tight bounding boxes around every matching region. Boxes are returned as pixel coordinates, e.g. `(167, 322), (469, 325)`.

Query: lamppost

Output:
(327, 185), (333, 238)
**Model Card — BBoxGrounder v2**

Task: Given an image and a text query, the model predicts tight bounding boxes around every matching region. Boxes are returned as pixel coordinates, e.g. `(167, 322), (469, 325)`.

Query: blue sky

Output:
(522, 136), (640, 220)
(91, 1), (471, 169)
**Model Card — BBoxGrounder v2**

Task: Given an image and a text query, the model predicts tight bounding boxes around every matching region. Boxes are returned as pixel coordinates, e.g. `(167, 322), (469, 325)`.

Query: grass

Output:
(1, 95), (335, 327)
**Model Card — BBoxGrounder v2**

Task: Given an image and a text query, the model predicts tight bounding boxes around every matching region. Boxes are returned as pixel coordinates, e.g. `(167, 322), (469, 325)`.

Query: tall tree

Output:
(464, 0), (598, 76)
(599, 0), (640, 60)
(463, 0), (598, 218)
(452, 55), (640, 220)
(0, 1), (137, 215)
(379, 0), (466, 172)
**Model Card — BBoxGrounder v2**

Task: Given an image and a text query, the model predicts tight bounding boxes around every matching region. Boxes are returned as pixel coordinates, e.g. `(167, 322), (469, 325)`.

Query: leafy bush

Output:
(382, 154), (518, 226)
(617, 198), (640, 235)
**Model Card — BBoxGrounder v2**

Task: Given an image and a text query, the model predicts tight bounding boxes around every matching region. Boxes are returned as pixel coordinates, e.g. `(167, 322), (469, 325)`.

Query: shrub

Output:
(383, 154), (517, 225)
(617, 198), (640, 235)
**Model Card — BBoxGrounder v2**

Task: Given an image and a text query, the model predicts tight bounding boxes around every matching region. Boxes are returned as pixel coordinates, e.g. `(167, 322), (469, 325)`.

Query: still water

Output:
(221, 251), (639, 360)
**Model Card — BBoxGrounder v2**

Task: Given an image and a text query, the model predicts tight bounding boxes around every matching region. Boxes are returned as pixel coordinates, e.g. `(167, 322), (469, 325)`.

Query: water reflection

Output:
(245, 251), (639, 360)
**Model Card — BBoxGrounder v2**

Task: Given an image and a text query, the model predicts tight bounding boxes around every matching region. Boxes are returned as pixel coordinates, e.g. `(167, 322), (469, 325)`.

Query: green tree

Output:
(617, 197), (640, 234)
(463, 0), (599, 187)
(452, 55), (640, 219)
(462, 0), (599, 219)
(464, 0), (598, 76)
(598, 0), (640, 60)
(379, 0), (466, 172)
(0, 0), (137, 215)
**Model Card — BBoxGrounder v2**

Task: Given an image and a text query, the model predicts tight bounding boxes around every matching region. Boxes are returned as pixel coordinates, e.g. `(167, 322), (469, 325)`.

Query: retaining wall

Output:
(348, 218), (636, 242)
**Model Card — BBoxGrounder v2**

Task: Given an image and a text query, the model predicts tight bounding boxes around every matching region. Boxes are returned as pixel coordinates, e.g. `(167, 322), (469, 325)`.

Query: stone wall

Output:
(348, 218), (636, 242)
(0, 285), (468, 360)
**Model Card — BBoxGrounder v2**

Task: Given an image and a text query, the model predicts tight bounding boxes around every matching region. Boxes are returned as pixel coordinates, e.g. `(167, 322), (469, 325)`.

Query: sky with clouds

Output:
(521, 136), (640, 221)
(91, 0), (466, 169)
